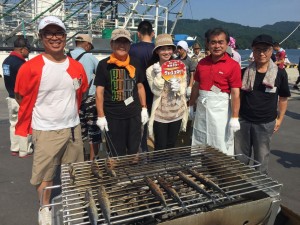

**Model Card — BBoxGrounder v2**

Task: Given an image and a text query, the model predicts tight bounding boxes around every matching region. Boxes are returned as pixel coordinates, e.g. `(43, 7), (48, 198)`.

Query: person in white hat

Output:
(146, 34), (188, 150)
(95, 28), (148, 157)
(14, 15), (88, 225)
(68, 34), (101, 160)
(176, 40), (197, 99)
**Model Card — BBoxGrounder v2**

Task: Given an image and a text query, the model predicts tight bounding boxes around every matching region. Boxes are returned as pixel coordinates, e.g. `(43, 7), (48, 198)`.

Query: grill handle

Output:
(233, 154), (261, 168)
(40, 185), (62, 209)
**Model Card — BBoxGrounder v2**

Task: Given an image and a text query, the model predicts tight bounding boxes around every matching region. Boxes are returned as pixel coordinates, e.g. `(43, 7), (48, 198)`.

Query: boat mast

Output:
(169, 0), (187, 35)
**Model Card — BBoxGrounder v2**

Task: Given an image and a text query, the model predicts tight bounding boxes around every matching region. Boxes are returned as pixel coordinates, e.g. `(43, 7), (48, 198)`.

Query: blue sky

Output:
(181, 0), (300, 27)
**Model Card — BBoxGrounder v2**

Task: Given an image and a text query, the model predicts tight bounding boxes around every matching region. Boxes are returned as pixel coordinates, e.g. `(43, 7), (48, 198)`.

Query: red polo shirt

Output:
(194, 53), (241, 93)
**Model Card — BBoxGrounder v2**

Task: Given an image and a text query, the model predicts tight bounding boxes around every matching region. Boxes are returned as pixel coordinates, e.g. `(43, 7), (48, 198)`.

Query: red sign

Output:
(161, 60), (186, 81)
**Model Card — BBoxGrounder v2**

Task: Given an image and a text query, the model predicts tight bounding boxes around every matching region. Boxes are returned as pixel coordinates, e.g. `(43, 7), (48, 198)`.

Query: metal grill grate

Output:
(58, 146), (282, 225)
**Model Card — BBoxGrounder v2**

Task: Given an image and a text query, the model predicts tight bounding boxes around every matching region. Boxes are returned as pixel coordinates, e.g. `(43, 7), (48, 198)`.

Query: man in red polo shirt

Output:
(189, 27), (241, 155)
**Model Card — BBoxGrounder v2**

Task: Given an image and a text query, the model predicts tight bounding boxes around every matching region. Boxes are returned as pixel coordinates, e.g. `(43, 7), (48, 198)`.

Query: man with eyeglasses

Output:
(234, 34), (291, 174)
(2, 37), (33, 158)
(14, 15), (88, 225)
(95, 28), (148, 158)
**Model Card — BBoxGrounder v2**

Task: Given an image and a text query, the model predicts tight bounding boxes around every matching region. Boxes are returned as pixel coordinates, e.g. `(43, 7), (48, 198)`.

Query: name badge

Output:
(210, 85), (221, 94)
(265, 87), (277, 93)
(73, 78), (80, 90)
(124, 96), (134, 106)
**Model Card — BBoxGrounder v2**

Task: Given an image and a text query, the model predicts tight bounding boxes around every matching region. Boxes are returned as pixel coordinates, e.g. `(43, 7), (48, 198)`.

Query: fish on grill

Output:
(91, 158), (103, 179)
(105, 157), (117, 177)
(187, 168), (231, 199)
(68, 163), (76, 185)
(84, 188), (99, 225)
(144, 176), (169, 210)
(177, 171), (216, 203)
(157, 176), (187, 209)
(97, 185), (111, 225)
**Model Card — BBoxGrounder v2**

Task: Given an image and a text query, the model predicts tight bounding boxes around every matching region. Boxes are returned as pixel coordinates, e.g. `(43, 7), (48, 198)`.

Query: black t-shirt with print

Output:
(240, 68), (291, 123)
(94, 56), (145, 119)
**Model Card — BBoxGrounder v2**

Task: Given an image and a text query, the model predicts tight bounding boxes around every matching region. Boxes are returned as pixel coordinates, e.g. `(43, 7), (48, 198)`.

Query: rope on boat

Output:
(279, 23), (300, 45)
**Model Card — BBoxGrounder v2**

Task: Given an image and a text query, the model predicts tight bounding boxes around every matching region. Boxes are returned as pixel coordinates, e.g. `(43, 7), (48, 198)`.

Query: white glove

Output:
(141, 108), (149, 125)
(96, 117), (109, 131)
(153, 62), (161, 76)
(229, 117), (240, 132)
(169, 78), (180, 92)
(186, 86), (192, 98)
(189, 106), (195, 120)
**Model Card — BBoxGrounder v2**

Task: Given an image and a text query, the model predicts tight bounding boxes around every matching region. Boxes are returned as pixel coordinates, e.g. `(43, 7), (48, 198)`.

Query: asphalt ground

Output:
(0, 69), (299, 225)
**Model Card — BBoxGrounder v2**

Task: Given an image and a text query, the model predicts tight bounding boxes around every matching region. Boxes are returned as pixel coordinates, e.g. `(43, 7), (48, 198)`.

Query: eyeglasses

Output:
(253, 47), (272, 54)
(41, 31), (66, 39)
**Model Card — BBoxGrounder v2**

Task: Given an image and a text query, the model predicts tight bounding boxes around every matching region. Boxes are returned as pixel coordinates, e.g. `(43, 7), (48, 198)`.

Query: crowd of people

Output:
(2, 15), (293, 225)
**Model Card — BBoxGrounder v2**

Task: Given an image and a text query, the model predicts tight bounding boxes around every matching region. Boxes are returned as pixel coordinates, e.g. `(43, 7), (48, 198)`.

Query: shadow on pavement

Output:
(285, 110), (300, 120)
(271, 149), (300, 168)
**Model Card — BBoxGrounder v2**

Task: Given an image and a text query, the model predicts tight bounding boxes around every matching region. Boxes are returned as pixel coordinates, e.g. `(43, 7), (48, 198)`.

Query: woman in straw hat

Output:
(146, 34), (188, 150)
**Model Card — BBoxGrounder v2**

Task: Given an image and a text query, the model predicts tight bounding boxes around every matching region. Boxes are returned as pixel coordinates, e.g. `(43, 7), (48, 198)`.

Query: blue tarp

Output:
(173, 34), (195, 47)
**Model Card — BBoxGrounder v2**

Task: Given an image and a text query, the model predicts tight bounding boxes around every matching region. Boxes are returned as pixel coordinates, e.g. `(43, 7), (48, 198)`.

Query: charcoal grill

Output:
(46, 145), (282, 225)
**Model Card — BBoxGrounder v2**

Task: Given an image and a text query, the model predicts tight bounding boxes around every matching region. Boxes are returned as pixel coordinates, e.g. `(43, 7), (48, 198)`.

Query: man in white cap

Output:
(14, 15), (88, 225)
(94, 28), (148, 157)
(68, 34), (101, 160)
(176, 40), (197, 99)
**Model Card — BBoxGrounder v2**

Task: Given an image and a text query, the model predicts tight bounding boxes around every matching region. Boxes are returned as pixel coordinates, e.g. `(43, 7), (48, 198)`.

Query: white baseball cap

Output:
(38, 16), (66, 31)
(177, 40), (189, 52)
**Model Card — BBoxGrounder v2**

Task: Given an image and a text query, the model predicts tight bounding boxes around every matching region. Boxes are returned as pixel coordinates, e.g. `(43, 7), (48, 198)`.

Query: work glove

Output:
(141, 108), (149, 125)
(96, 116), (109, 131)
(189, 106), (195, 120)
(169, 78), (180, 92)
(229, 117), (240, 132)
(186, 86), (192, 98)
(153, 62), (161, 77)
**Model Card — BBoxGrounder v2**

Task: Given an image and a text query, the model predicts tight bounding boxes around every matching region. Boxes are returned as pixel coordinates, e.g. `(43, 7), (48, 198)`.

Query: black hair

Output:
(273, 42), (280, 47)
(206, 27), (230, 44)
(14, 37), (30, 49)
(137, 20), (153, 36)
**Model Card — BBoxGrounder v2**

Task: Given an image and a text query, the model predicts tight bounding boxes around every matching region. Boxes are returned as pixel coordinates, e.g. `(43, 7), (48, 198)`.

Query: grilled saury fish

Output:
(144, 176), (168, 209)
(91, 158), (103, 179)
(68, 163), (76, 185)
(157, 176), (187, 209)
(97, 185), (111, 225)
(188, 169), (231, 199)
(84, 188), (99, 225)
(178, 171), (216, 203)
(105, 157), (117, 177)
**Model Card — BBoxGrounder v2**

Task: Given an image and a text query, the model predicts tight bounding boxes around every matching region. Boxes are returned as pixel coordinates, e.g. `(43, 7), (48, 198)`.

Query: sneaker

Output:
(11, 151), (19, 156)
(293, 84), (299, 90)
(19, 144), (34, 158)
(38, 207), (52, 225)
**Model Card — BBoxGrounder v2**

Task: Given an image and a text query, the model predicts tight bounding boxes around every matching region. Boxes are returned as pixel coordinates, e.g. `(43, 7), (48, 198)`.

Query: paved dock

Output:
(0, 68), (299, 224)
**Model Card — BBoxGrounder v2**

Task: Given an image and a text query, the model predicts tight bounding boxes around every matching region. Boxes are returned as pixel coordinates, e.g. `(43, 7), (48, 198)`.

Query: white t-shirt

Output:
(32, 56), (80, 130)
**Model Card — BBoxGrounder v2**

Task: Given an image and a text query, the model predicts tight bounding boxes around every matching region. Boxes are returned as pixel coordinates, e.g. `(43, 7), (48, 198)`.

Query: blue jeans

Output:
(234, 118), (275, 174)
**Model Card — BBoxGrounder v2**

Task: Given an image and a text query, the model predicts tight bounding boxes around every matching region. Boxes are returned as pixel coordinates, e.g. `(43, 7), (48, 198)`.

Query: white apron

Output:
(192, 90), (234, 155)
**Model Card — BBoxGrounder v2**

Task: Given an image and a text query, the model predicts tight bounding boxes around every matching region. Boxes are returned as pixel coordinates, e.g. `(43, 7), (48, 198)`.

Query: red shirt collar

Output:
(10, 51), (26, 61)
(208, 52), (230, 63)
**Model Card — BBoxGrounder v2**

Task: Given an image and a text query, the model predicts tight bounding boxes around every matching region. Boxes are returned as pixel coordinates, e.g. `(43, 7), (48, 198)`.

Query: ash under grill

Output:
(58, 146), (282, 225)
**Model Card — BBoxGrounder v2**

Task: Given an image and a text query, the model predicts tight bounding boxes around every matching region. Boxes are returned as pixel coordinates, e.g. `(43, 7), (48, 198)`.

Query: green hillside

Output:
(170, 18), (300, 49)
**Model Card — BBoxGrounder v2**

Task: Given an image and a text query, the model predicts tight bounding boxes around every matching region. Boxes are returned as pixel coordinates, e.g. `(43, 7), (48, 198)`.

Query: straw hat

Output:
(153, 33), (176, 52)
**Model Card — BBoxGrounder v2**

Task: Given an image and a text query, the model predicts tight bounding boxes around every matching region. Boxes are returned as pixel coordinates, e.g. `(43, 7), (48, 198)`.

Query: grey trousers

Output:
(234, 118), (275, 174)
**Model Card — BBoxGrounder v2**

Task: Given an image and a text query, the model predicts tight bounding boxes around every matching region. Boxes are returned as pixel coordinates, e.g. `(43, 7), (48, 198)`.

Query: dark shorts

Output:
(79, 96), (101, 144)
